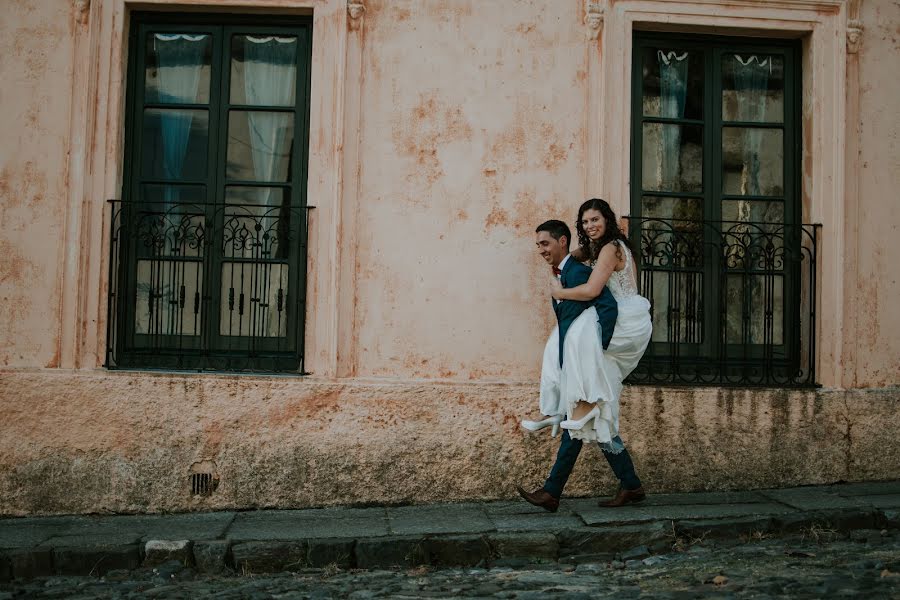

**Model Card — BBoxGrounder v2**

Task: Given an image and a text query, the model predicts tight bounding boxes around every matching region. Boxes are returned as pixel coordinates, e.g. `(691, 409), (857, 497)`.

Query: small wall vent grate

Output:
(191, 472), (214, 496)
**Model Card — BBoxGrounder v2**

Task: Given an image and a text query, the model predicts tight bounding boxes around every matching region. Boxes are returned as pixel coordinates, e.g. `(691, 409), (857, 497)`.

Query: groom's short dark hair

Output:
(535, 220), (571, 249)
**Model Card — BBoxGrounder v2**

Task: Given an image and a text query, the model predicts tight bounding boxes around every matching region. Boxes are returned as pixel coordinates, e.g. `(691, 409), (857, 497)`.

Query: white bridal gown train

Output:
(538, 241), (652, 450)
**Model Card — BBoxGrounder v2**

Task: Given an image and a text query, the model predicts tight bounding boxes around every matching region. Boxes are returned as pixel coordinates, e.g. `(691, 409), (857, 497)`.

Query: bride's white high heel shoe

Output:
(560, 406), (600, 431)
(521, 415), (564, 437)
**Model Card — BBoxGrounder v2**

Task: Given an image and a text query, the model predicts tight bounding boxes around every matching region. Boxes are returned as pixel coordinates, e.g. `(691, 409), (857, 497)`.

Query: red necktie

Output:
(553, 267), (561, 276)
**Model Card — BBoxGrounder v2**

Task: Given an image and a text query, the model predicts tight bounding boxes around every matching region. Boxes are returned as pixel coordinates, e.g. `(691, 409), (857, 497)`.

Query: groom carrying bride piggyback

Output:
(517, 206), (650, 512)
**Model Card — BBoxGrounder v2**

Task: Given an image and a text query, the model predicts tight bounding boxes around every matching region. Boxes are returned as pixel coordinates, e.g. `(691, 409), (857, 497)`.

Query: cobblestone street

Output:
(2, 532), (899, 599)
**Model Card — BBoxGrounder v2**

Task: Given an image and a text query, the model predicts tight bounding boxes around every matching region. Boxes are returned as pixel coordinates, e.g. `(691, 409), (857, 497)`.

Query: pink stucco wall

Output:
(0, 0), (75, 368)
(0, 0), (897, 514)
(349, 1), (586, 380)
(854, 0), (900, 387)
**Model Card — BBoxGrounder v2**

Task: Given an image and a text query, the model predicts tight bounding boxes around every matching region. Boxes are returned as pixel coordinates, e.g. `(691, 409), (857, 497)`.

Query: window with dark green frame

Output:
(106, 12), (313, 373)
(628, 33), (820, 387)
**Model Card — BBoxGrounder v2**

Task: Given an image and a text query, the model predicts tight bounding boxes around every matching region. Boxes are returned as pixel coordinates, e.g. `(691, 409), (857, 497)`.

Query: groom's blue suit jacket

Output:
(553, 258), (618, 367)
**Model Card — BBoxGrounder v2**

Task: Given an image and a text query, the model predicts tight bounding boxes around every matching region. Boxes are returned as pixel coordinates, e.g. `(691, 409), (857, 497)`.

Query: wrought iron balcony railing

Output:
(624, 217), (820, 388)
(105, 199), (313, 373)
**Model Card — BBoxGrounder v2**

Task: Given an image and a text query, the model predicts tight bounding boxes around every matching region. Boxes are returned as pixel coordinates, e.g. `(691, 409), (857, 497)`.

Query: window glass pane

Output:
(141, 108), (209, 180)
(219, 262), (289, 337)
(145, 33), (212, 104)
(225, 185), (290, 207)
(722, 127), (783, 196)
(134, 260), (203, 337)
(724, 274), (784, 345)
(722, 199), (784, 224)
(722, 54), (784, 123)
(230, 35), (298, 106)
(226, 111), (294, 182)
(641, 196), (703, 221)
(641, 123), (703, 193)
(642, 47), (704, 120)
(646, 270), (705, 344)
(142, 183), (205, 207)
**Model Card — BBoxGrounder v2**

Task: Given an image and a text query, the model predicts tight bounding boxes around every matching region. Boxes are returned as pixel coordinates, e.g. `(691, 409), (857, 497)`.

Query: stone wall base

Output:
(1, 370), (897, 515)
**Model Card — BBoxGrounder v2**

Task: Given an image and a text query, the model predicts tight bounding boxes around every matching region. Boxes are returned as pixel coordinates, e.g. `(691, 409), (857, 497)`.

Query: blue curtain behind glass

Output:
(154, 34), (206, 205)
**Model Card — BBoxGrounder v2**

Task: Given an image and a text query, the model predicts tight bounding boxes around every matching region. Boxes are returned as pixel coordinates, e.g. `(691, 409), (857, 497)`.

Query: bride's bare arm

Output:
(570, 246), (587, 262)
(552, 244), (618, 301)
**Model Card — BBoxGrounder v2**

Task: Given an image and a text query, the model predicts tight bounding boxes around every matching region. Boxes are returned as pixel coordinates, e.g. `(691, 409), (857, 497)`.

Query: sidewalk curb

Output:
(1, 505), (897, 580)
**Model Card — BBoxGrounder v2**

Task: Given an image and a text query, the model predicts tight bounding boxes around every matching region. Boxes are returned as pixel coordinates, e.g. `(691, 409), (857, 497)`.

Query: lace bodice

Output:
(594, 241), (639, 301)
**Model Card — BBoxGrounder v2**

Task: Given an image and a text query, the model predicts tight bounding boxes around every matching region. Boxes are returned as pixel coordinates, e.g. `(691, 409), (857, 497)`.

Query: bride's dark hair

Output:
(575, 198), (632, 263)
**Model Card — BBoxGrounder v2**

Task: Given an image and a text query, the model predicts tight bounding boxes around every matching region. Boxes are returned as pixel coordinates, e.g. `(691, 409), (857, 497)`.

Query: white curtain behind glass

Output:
(657, 50), (689, 192)
(243, 36), (297, 207)
(734, 55), (771, 200)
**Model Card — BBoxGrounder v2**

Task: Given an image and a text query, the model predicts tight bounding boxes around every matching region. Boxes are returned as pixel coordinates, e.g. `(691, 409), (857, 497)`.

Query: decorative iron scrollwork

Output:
(626, 217), (820, 387)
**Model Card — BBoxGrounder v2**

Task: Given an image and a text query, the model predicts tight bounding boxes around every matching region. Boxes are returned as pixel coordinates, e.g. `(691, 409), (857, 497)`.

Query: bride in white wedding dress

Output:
(549, 198), (652, 451)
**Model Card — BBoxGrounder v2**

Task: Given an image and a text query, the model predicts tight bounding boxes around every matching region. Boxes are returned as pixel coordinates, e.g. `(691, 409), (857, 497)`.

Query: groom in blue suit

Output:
(517, 219), (643, 512)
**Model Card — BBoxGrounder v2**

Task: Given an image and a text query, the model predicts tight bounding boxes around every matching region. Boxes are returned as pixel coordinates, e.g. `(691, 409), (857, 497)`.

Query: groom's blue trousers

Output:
(542, 431), (641, 498)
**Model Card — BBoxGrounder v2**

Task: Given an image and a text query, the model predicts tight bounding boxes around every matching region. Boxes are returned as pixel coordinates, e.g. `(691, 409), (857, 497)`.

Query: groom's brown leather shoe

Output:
(516, 486), (560, 513)
(598, 486), (646, 507)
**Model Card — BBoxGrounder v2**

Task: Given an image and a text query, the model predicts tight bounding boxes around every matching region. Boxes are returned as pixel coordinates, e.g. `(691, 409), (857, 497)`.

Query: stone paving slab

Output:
(9, 512), (237, 544)
(482, 501), (558, 515)
(387, 504), (494, 536)
(641, 503), (797, 520)
(827, 481), (900, 496)
(489, 513), (583, 532)
(760, 487), (874, 510)
(866, 494), (900, 509)
(40, 534), (143, 548)
(569, 500), (654, 525)
(636, 491), (772, 506)
(574, 502), (794, 527)
(229, 508), (389, 540)
(0, 516), (96, 549)
(135, 512), (237, 541)
(0, 527), (54, 550)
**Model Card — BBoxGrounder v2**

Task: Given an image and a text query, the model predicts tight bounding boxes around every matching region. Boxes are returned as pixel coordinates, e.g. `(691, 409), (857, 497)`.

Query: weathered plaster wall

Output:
(348, 0), (586, 379)
(0, 1), (76, 367)
(1, 371), (897, 515)
(854, 0), (900, 387)
(0, 1), (898, 516)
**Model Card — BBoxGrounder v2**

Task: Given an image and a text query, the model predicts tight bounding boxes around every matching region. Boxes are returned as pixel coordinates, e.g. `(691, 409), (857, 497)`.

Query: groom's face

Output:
(535, 231), (568, 267)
